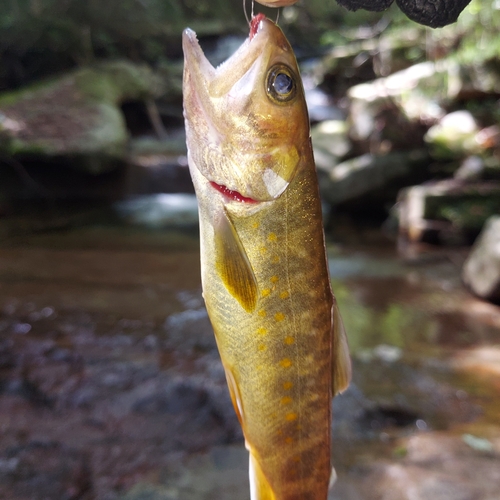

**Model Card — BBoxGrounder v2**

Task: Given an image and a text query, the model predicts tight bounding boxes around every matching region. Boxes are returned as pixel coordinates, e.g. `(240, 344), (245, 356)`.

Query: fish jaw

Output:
(183, 17), (310, 202)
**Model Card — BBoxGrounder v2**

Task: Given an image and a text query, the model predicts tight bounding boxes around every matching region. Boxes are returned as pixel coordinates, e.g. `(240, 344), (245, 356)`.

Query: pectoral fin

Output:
(215, 207), (258, 313)
(249, 452), (276, 500)
(332, 301), (351, 395)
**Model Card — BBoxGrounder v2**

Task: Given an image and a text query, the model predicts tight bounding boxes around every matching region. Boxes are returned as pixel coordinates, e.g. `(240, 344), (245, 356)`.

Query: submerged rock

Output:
(462, 216), (500, 303)
(0, 61), (164, 173)
(114, 194), (199, 228)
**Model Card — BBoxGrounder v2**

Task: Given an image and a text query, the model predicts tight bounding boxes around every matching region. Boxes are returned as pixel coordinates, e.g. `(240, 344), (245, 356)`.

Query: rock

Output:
(318, 149), (430, 206)
(454, 156), (485, 182)
(0, 61), (165, 173)
(462, 216), (500, 303)
(114, 194), (199, 228)
(311, 120), (351, 170)
(0, 441), (91, 500)
(348, 61), (447, 134)
(425, 111), (480, 159)
(397, 181), (500, 245)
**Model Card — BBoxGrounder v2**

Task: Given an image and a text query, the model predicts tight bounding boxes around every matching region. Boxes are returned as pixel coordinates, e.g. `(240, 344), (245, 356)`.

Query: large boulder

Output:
(462, 216), (500, 303)
(0, 61), (165, 173)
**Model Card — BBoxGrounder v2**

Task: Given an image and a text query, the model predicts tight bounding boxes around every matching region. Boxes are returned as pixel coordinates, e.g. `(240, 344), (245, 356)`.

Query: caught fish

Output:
(182, 14), (351, 500)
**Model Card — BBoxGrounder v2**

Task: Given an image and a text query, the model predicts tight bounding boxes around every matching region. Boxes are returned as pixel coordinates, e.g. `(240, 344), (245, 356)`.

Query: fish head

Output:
(183, 16), (310, 202)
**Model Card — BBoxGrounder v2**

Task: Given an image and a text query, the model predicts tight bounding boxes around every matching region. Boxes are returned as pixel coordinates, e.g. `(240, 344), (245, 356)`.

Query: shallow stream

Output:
(0, 206), (498, 499)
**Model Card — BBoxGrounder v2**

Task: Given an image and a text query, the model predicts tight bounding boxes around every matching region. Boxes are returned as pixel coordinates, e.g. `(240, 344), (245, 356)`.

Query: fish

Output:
(182, 14), (351, 500)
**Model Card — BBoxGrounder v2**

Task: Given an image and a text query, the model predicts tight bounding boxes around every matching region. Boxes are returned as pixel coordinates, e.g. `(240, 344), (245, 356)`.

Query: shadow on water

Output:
(0, 204), (499, 499)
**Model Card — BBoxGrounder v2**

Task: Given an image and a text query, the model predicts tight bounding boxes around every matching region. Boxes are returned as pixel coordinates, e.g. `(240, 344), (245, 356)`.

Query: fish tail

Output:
(249, 451), (276, 500)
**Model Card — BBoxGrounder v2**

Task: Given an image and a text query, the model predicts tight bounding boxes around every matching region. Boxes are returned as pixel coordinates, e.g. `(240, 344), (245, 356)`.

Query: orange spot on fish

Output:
(281, 396), (292, 405)
(258, 309), (267, 317)
(258, 343), (267, 351)
(271, 255), (280, 264)
(285, 412), (298, 421)
(279, 290), (289, 299)
(285, 436), (293, 444)
(252, 221), (260, 229)
(268, 233), (277, 242)
(284, 336), (295, 345)
(270, 275), (279, 283)
(257, 327), (267, 335)
(261, 289), (271, 298)
(259, 246), (267, 255)
(275, 312), (285, 322)
(283, 381), (293, 390)
(280, 358), (292, 368)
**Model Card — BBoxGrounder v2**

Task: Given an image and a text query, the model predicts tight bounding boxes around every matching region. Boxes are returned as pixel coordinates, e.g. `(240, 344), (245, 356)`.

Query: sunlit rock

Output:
(318, 149), (429, 206)
(311, 120), (351, 171)
(425, 110), (480, 159)
(347, 61), (447, 151)
(462, 216), (500, 303)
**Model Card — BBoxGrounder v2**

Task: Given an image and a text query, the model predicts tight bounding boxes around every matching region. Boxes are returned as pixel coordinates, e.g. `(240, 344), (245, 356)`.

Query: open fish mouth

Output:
(183, 16), (304, 202)
(209, 182), (258, 203)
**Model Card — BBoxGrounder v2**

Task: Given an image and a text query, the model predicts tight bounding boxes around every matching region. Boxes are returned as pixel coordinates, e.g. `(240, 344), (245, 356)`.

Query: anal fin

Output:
(249, 452), (276, 500)
(215, 207), (258, 313)
(332, 300), (351, 395)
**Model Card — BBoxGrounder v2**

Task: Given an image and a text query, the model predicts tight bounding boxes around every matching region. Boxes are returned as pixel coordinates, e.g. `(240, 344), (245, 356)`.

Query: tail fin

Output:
(249, 452), (276, 500)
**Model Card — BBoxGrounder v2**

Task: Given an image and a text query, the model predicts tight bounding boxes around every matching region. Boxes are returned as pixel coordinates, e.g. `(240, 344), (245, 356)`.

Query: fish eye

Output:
(266, 64), (297, 104)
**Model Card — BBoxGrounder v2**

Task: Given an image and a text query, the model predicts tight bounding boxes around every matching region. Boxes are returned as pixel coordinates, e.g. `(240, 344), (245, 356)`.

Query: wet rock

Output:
(462, 216), (500, 303)
(121, 445), (249, 500)
(360, 432), (500, 500)
(0, 441), (91, 500)
(318, 149), (430, 206)
(114, 194), (199, 228)
(0, 61), (164, 173)
(397, 180), (500, 245)
(425, 110), (480, 159)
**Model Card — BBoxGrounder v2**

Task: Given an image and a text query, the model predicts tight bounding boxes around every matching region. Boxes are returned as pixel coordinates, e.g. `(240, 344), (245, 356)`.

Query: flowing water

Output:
(0, 203), (499, 500)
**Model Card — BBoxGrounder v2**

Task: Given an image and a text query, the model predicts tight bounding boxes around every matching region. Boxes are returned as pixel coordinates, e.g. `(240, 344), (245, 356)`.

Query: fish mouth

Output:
(182, 16), (271, 98)
(209, 182), (258, 203)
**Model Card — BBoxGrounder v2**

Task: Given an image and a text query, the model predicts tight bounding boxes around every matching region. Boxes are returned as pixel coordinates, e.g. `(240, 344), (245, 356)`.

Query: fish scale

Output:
(183, 15), (351, 500)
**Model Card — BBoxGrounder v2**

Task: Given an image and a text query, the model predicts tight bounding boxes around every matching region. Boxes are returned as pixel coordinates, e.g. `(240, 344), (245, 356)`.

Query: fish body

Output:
(183, 16), (350, 500)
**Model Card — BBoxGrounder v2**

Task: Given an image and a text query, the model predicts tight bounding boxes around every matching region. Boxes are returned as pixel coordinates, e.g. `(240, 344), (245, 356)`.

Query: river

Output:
(0, 203), (498, 499)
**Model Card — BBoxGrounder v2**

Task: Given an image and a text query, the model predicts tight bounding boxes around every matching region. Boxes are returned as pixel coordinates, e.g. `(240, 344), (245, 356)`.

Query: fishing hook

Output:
(243, 0), (280, 26)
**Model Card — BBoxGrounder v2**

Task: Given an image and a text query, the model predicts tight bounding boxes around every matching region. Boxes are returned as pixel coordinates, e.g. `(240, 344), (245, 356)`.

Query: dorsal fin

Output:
(215, 207), (258, 313)
(332, 300), (351, 395)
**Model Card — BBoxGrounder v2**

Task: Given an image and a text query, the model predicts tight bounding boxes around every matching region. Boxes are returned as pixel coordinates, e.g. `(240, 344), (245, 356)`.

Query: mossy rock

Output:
(0, 60), (165, 173)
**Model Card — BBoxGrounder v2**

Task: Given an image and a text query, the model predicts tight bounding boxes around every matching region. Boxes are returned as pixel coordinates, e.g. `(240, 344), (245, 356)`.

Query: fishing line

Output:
(243, 0), (255, 26)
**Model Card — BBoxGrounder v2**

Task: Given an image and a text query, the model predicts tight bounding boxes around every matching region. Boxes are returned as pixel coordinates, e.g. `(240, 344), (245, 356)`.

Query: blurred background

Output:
(0, 0), (499, 499)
